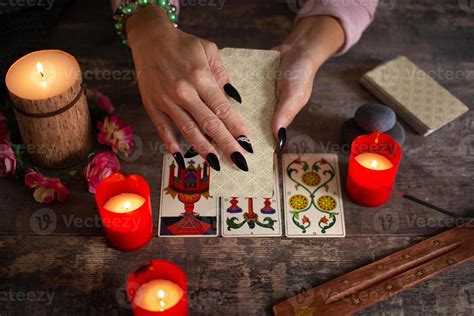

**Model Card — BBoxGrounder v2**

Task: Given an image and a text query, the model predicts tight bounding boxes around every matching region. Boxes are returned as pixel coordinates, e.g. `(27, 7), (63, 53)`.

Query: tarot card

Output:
(220, 160), (282, 237)
(158, 154), (219, 237)
(282, 154), (345, 238)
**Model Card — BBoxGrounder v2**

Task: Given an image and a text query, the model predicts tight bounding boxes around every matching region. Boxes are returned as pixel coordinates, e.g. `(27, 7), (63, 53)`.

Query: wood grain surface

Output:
(0, 0), (473, 315)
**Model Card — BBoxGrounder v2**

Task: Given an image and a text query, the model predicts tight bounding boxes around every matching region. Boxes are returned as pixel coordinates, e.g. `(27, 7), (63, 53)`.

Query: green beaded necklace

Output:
(113, 0), (178, 46)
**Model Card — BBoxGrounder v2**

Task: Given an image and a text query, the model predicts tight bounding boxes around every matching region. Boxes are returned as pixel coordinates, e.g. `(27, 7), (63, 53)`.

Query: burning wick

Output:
(124, 201), (131, 211)
(36, 62), (45, 78)
(157, 290), (166, 311)
(370, 160), (378, 170)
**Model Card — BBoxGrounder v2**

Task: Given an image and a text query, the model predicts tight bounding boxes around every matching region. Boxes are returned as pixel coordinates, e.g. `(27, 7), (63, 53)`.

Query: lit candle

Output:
(95, 173), (153, 252)
(346, 133), (402, 207)
(355, 153), (394, 171)
(6, 50), (80, 99)
(133, 280), (184, 312)
(128, 260), (188, 316)
(5, 50), (93, 168)
(104, 193), (146, 213)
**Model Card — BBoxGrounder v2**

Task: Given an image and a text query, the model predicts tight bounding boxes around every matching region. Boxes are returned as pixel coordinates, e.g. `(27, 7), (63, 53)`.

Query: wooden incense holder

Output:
(8, 76), (93, 169)
(273, 223), (474, 316)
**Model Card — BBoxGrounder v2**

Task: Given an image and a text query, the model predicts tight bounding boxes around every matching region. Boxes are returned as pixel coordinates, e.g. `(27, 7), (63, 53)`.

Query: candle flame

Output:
(157, 290), (166, 311)
(157, 290), (165, 298)
(370, 160), (378, 170)
(36, 62), (45, 78)
(124, 200), (131, 211)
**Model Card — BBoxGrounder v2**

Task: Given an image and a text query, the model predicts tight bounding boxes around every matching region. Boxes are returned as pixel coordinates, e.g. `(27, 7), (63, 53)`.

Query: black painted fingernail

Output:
(184, 146), (198, 158)
(206, 153), (221, 171)
(172, 152), (186, 170)
(231, 152), (248, 172)
(278, 127), (286, 152)
(236, 135), (253, 153)
(223, 83), (242, 104)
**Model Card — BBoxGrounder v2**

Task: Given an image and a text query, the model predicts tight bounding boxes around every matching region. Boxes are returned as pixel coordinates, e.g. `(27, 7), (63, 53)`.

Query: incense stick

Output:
(396, 190), (470, 220)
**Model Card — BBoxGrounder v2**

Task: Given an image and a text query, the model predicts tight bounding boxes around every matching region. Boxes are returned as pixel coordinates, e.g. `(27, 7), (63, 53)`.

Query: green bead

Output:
(121, 5), (134, 14)
(168, 12), (177, 22)
(157, 0), (168, 8)
(138, 0), (151, 6)
(121, 38), (128, 46)
(115, 21), (124, 31)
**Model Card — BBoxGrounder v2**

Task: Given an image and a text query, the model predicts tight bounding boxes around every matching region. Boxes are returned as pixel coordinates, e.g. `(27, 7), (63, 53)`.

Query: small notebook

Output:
(209, 48), (279, 198)
(360, 56), (469, 136)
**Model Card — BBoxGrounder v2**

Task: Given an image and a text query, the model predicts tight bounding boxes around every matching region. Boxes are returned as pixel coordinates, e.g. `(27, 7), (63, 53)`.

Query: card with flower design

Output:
(282, 154), (345, 238)
(220, 158), (282, 237)
(158, 154), (218, 237)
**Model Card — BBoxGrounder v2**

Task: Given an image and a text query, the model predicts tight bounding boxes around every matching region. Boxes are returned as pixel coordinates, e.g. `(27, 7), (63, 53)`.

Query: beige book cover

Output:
(361, 56), (469, 136)
(209, 48), (279, 198)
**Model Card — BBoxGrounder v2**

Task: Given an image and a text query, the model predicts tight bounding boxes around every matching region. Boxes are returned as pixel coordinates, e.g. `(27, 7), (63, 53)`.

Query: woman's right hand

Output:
(126, 5), (251, 172)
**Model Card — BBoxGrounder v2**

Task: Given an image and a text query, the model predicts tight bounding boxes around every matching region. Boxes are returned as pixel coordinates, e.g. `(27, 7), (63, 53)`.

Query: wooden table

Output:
(1, 0), (473, 315)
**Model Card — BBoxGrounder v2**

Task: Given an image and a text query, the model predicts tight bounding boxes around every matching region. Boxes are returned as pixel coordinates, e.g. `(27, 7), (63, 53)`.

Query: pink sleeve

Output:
(111, 0), (180, 15)
(295, 0), (378, 55)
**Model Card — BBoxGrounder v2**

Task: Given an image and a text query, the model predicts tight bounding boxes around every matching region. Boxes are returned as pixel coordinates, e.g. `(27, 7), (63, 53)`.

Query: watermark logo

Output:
(459, 134), (474, 158)
(459, 282), (474, 309)
(287, 134), (315, 154)
(30, 208), (56, 235)
(286, 281), (315, 309)
(373, 210), (400, 234)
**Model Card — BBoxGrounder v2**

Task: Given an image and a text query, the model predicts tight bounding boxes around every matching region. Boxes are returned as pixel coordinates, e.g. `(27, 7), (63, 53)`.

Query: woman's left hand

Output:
(273, 16), (345, 149)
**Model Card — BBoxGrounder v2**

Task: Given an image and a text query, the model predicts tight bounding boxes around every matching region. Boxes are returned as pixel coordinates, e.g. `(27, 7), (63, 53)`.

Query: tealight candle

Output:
(346, 133), (402, 207)
(104, 193), (146, 213)
(5, 50), (93, 169)
(95, 173), (152, 252)
(128, 260), (188, 316)
(134, 279), (184, 312)
(355, 153), (394, 171)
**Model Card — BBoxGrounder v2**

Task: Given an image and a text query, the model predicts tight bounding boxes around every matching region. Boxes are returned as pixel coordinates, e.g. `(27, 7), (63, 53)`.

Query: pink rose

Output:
(0, 141), (16, 177)
(86, 88), (115, 114)
(97, 115), (134, 156)
(84, 151), (120, 193)
(24, 169), (69, 203)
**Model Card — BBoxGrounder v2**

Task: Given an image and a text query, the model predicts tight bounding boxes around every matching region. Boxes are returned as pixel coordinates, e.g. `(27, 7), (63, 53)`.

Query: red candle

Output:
(346, 133), (402, 207)
(95, 173), (153, 252)
(127, 260), (188, 316)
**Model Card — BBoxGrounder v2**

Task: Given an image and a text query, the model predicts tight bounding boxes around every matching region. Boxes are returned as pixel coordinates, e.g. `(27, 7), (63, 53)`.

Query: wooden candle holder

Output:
(7, 60), (93, 169)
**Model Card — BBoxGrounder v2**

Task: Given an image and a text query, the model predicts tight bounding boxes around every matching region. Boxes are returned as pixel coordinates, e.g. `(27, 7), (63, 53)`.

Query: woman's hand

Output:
(273, 16), (345, 150)
(126, 6), (251, 171)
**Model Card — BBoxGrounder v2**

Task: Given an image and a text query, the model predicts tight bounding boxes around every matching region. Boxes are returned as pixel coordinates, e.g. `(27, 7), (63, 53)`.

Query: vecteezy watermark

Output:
(30, 209), (143, 235)
(180, 0), (225, 10)
(82, 68), (140, 85)
(285, 281), (315, 310)
(0, 290), (55, 305)
(459, 134), (474, 158)
(373, 210), (400, 234)
(459, 282), (474, 309)
(459, 0), (474, 13)
(0, 0), (54, 10)
(287, 134), (315, 154)
(30, 208), (57, 235)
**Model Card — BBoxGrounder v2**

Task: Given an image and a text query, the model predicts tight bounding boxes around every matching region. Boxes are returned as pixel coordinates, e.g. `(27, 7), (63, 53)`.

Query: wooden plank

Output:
(0, 235), (473, 315)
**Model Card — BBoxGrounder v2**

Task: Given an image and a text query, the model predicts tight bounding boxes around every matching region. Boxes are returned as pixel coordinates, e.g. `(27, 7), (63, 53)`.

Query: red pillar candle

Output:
(95, 173), (153, 252)
(127, 260), (188, 316)
(346, 133), (402, 207)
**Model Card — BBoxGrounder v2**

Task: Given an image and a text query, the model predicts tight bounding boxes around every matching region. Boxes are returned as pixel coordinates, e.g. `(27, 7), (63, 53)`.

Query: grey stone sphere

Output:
(385, 121), (406, 146)
(341, 118), (367, 146)
(355, 103), (397, 133)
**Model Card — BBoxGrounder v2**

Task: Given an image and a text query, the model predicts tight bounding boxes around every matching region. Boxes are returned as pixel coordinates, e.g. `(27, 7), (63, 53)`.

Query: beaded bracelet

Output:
(113, 0), (178, 46)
